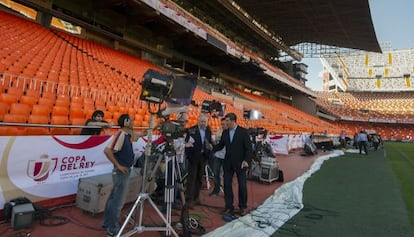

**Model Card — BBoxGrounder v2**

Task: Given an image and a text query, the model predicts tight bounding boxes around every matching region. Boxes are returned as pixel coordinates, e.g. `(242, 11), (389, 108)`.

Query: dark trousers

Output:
(359, 141), (368, 154)
(223, 165), (247, 210)
(212, 157), (224, 194)
(185, 156), (205, 204)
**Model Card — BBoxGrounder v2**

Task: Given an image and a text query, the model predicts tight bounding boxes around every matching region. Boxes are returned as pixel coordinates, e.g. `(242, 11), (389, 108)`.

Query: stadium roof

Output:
(234, 0), (381, 53)
(182, 0), (382, 57)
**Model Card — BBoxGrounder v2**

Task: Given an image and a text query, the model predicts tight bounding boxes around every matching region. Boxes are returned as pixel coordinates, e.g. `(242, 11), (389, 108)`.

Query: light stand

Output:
(117, 113), (178, 237)
(163, 146), (176, 236)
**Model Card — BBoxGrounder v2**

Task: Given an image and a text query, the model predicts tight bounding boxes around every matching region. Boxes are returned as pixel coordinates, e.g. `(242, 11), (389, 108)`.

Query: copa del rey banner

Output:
(0, 135), (152, 209)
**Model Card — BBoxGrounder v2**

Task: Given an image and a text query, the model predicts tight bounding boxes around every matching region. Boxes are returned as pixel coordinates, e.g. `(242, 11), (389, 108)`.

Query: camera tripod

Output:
(117, 114), (183, 237)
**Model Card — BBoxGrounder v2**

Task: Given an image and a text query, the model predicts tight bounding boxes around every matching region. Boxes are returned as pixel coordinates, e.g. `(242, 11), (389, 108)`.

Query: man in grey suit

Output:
(214, 113), (252, 215)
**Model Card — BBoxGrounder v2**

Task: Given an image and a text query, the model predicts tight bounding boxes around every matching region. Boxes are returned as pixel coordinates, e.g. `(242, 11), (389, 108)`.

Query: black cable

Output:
(66, 205), (106, 232)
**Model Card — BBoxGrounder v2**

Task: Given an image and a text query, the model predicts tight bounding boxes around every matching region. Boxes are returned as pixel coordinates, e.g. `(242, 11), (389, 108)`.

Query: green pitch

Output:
(272, 142), (414, 237)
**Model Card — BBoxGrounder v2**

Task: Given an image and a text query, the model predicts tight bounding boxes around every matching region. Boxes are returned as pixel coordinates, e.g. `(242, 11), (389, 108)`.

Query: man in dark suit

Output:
(185, 113), (212, 207)
(214, 113), (252, 215)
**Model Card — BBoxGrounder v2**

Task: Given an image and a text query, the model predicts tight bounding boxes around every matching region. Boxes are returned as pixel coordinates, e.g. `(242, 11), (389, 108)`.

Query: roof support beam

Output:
(217, 0), (302, 61)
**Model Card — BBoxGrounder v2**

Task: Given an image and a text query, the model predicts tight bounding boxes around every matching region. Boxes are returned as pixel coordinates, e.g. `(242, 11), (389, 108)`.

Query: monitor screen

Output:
(168, 75), (197, 105)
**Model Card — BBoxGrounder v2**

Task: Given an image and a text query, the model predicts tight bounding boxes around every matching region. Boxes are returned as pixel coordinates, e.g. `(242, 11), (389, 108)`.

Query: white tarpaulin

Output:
(204, 150), (344, 237)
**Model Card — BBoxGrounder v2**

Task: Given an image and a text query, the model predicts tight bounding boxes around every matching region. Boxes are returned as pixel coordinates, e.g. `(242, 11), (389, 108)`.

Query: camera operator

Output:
(102, 114), (147, 237)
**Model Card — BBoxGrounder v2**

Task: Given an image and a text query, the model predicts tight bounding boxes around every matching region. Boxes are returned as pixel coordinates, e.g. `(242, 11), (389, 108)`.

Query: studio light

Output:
(140, 69), (173, 104)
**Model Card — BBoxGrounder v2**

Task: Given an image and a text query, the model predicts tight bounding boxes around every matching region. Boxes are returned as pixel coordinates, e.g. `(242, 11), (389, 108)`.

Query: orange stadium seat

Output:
(0, 100), (9, 116)
(52, 106), (69, 117)
(37, 97), (54, 109)
(6, 87), (24, 97)
(25, 89), (41, 98)
(31, 104), (50, 117)
(55, 98), (70, 107)
(26, 114), (50, 135)
(69, 107), (85, 120)
(20, 95), (37, 108)
(3, 113), (27, 123)
(70, 117), (85, 135)
(9, 103), (30, 117)
(50, 115), (70, 135)
(42, 91), (55, 100)
(0, 93), (19, 106)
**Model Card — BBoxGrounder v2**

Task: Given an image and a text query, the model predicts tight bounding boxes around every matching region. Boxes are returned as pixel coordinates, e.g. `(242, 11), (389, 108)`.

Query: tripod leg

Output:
(117, 195), (144, 237)
(204, 165), (211, 190)
(174, 158), (186, 206)
(164, 153), (176, 236)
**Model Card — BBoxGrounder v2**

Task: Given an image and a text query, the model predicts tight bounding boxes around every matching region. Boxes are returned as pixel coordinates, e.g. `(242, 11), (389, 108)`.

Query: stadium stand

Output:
(1, 5), (409, 141)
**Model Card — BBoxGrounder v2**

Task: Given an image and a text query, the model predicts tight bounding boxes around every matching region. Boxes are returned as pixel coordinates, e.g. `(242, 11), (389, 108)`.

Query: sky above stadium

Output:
(304, 0), (414, 91)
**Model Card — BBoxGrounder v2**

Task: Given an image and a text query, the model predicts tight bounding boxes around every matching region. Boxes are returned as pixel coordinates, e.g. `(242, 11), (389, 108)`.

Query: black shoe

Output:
(221, 208), (233, 214)
(236, 208), (248, 216)
(106, 229), (118, 237)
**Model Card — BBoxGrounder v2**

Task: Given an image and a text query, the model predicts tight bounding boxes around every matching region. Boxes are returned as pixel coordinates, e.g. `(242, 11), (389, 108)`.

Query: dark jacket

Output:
(214, 126), (252, 170)
(185, 125), (212, 159)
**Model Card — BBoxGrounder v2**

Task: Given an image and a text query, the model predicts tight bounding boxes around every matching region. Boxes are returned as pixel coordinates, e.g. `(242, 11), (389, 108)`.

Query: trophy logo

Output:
(27, 154), (58, 182)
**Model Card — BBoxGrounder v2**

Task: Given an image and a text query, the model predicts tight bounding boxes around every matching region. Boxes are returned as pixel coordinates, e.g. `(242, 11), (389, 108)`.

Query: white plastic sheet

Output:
(204, 150), (344, 237)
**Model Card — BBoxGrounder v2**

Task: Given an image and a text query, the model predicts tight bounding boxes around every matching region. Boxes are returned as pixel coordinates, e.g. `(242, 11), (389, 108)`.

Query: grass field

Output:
(384, 142), (414, 225)
(273, 142), (414, 237)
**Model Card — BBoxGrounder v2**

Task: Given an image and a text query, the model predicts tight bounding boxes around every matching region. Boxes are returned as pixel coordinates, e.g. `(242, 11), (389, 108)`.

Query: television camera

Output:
(247, 127), (273, 160)
(248, 127), (267, 138)
(247, 127), (282, 183)
(201, 100), (225, 118)
(159, 119), (186, 141)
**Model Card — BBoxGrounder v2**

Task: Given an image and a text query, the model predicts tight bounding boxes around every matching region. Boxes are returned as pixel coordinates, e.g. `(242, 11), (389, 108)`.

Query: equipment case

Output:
(259, 157), (279, 183)
(76, 169), (142, 215)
